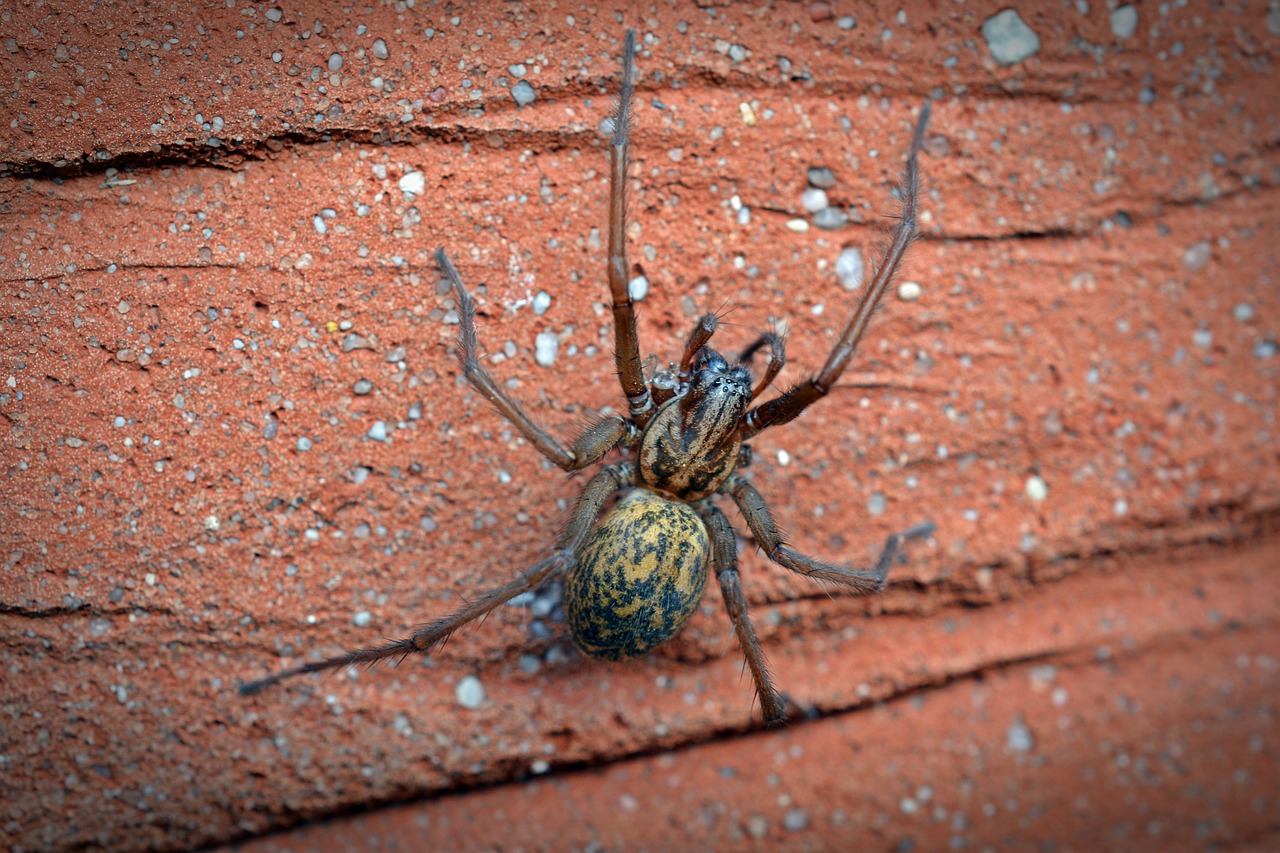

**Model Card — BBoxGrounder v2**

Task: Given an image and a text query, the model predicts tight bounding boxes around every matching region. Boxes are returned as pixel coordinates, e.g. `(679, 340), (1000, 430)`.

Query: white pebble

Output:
(628, 275), (649, 301)
(1025, 475), (1049, 502)
(800, 187), (829, 213)
(366, 420), (389, 442)
(1110, 5), (1138, 39)
(1182, 240), (1211, 272)
(353, 610), (372, 627)
(897, 281), (922, 301)
(836, 247), (865, 291)
(455, 675), (486, 709)
(532, 291), (551, 315)
(981, 9), (1041, 65)
(534, 331), (559, 366)
(511, 80), (536, 107)
(398, 171), (425, 196)
(1006, 716), (1035, 752)
(785, 218), (810, 233)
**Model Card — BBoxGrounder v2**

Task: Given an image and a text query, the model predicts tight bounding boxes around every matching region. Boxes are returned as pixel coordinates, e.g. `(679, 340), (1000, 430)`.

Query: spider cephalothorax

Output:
(242, 30), (935, 725)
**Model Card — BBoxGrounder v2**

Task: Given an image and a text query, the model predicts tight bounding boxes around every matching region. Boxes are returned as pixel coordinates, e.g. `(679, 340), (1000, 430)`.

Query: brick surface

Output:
(2, 2), (1277, 851)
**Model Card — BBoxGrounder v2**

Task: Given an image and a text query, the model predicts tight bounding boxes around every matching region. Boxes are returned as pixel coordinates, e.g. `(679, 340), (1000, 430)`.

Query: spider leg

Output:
(437, 248), (632, 471)
(678, 313), (719, 375)
(607, 30), (654, 425)
(738, 330), (787, 402)
(725, 474), (935, 593)
(697, 502), (787, 725)
(741, 102), (931, 440)
(240, 463), (636, 695)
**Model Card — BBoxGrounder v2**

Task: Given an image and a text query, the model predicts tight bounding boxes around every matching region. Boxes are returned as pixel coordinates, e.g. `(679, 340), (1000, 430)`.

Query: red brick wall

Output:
(2, 2), (1277, 850)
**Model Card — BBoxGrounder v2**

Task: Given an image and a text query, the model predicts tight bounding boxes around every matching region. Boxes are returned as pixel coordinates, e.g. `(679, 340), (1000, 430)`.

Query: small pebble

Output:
(1111, 5), (1138, 39)
(835, 247), (865, 291)
(1182, 240), (1211, 272)
(534, 331), (559, 367)
(812, 207), (848, 230)
(1025, 475), (1049, 502)
(341, 333), (375, 352)
(398, 171), (425, 196)
(1254, 340), (1277, 360)
(265, 8), (283, 22)
(353, 610), (372, 627)
(455, 675), (486, 709)
(897, 281), (922, 301)
(836, 15), (857, 30)
(371, 38), (389, 60)
(628, 275), (649, 301)
(785, 218), (810, 233)
(800, 187), (829, 213)
(1006, 716), (1035, 752)
(117, 300), (130, 314)
(328, 52), (343, 72)
(296, 436), (312, 451)
(353, 379), (373, 395)
(508, 63), (527, 78)
(366, 420), (389, 442)
(1232, 303), (1254, 322)
(807, 166), (836, 189)
(532, 291), (552, 315)
(511, 81), (536, 107)
(783, 808), (810, 832)
(981, 9), (1041, 65)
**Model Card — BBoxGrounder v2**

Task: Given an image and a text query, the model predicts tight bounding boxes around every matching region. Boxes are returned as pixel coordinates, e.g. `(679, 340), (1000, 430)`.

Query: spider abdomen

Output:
(565, 489), (710, 660)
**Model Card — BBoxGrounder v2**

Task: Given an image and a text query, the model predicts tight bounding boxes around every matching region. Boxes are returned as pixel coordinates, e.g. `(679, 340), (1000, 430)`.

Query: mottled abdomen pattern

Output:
(566, 489), (710, 660)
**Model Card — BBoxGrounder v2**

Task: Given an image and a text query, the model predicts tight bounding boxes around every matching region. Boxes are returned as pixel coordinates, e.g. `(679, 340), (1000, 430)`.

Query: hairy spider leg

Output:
(678, 313), (720, 376)
(725, 474), (936, 593)
(737, 331), (788, 401)
(697, 502), (787, 725)
(741, 101), (932, 439)
(239, 464), (636, 695)
(607, 30), (653, 424)
(436, 247), (632, 471)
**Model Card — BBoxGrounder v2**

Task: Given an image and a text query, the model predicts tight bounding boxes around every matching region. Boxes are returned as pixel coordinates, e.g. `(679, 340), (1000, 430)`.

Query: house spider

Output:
(242, 31), (935, 725)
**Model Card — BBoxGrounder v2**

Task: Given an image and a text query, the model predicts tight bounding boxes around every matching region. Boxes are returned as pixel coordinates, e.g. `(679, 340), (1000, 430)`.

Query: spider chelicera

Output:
(243, 30), (935, 725)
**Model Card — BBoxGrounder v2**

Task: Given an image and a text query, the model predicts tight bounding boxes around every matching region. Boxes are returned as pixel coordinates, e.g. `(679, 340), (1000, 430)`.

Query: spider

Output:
(242, 30), (935, 724)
